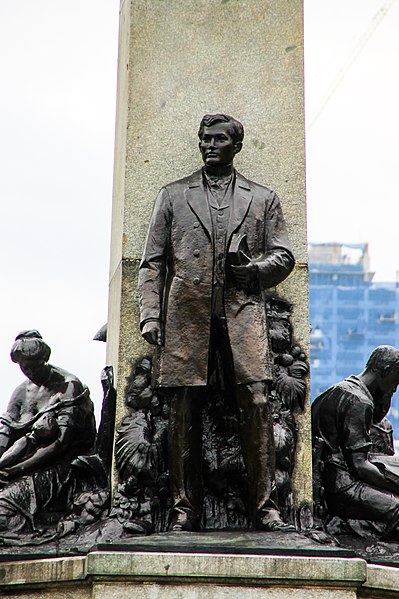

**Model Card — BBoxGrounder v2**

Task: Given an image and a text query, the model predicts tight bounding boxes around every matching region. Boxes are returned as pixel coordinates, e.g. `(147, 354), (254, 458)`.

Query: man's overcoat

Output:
(139, 169), (294, 387)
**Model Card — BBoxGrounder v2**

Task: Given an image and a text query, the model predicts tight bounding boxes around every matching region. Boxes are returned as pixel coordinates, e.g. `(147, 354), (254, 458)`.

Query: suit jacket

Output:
(139, 169), (295, 387)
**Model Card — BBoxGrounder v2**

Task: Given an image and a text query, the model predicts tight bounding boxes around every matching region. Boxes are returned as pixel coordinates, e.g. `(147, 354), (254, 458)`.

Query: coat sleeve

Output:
(138, 187), (172, 329)
(254, 191), (295, 289)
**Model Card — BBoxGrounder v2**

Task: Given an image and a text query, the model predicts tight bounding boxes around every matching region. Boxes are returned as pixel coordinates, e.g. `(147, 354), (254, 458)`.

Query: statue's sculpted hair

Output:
(10, 330), (51, 363)
(198, 113), (244, 144)
(365, 345), (399, 376)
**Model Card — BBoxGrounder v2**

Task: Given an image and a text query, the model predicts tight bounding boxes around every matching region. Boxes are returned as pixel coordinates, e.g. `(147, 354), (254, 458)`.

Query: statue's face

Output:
(19, 359), (48, 385)
(199, 122), (241, 167)
(373, 369), (399, 422)
(373, 395), (392, 423)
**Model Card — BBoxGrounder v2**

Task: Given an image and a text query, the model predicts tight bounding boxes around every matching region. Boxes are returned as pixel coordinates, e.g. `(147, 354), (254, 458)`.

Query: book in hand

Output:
(228, 233), (252, 266)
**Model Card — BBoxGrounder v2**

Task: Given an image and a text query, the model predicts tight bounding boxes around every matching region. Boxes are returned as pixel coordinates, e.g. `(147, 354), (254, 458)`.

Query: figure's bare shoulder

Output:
(48, 365), (86, 396)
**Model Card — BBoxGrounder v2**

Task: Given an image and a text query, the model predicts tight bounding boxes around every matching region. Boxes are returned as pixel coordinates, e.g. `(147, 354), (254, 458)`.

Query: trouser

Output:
(168, 313), (279, 526)
(325, 465), (399, 534)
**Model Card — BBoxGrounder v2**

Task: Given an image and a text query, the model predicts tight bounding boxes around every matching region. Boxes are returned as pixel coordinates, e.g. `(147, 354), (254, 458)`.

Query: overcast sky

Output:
(0, 0), (398, 418)
(0, 1), (119, 418)
(305, 0), (399, 281)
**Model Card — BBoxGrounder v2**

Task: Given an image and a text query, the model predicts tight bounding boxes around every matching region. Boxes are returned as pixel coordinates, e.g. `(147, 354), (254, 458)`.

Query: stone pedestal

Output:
(3, 549), (399, 598)
(0, 552), (367, 598)
(107, 0), (310, 503)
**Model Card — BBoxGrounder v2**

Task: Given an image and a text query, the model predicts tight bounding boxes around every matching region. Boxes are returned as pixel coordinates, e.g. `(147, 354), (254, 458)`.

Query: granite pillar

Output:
(107, 0), (310, 505)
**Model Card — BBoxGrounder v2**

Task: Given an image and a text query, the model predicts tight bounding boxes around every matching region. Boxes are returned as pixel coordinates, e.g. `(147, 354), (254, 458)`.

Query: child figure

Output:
(0, 412), (59, 470)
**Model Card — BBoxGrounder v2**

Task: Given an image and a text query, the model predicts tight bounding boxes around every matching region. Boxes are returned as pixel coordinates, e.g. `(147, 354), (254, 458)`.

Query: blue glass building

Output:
(309, 242), (399, 437)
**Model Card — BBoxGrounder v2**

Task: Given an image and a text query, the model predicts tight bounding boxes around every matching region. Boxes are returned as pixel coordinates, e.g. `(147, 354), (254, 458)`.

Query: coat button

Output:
(193, 221), (200, 228)
(193, 277), (200, 285)
(193, 249), (200, 257)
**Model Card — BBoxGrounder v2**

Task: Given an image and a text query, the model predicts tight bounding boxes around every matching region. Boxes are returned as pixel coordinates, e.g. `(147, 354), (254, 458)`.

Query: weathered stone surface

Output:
(362, 563), (399, 596)
(278, 265), (311, 505)
(0, 552), (366, 597)
(86, 551), (366, 585)
(5, 589), (88, 599)
(108, 261), (147, 429)
(110, 0), (306, 261)
(0, 557), (86, 597)
(91, 585), (356, 599)
(0, 551), (366, 589)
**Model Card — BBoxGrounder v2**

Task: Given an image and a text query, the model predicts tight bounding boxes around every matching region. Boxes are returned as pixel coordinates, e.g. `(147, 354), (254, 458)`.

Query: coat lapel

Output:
(185, 170), (212, 239)
(227, 172), (253, 242)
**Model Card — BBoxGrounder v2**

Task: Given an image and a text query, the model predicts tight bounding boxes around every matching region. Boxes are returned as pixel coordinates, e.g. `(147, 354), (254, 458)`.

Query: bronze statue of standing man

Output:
(139, 114), (295, 531)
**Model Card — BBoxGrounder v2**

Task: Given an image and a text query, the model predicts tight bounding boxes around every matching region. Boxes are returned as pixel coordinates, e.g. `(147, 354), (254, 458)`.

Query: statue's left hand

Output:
(231, 262), (258, 289)
(141, 321), (162, 346)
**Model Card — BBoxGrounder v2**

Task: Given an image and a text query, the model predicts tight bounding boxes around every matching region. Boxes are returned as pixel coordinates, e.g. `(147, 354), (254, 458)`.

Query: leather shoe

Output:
(259, 518), (296, 533)
(169, 513), (199, 532)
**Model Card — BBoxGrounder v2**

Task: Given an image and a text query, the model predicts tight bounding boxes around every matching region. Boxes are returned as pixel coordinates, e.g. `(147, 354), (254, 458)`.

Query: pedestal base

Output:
(0, 549), (391, 598)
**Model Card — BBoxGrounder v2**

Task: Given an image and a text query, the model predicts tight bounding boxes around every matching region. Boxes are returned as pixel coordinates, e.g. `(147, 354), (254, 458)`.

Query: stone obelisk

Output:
(106, 0), (311, 505)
